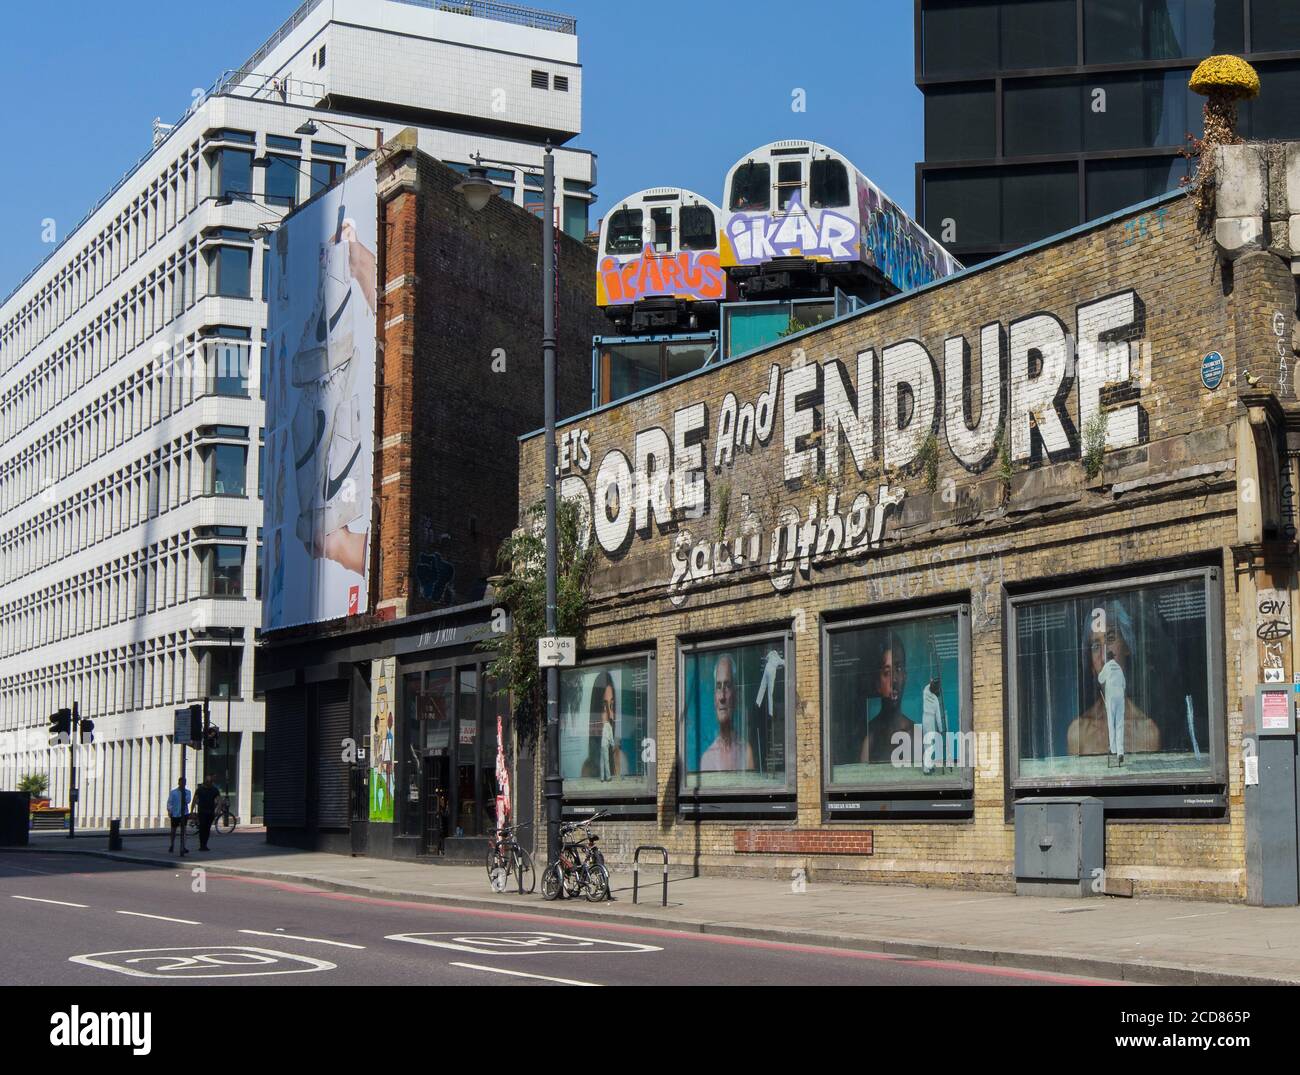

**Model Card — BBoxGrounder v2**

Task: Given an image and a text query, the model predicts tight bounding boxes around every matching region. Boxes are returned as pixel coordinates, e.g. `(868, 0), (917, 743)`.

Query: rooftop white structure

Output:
(0, 0), (594, 827)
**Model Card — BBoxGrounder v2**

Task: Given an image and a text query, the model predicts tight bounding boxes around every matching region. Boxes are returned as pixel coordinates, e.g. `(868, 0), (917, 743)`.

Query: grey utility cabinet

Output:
(1014, 797), (1104, 897)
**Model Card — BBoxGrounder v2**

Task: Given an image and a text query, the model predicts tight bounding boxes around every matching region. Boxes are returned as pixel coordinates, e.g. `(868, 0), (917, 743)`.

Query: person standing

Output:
(194, 775), (221, 851)
(166, 778), (191, 855)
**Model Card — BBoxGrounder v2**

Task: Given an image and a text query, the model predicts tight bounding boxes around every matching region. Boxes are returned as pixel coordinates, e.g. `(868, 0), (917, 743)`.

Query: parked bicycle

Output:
(486, 822), (536, 894)
(541, 812), (610, 902)
(185, 795), (237, 837)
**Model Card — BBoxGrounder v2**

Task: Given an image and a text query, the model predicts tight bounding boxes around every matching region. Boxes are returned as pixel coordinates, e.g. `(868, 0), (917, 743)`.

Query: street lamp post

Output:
(455, 145), (562, 866)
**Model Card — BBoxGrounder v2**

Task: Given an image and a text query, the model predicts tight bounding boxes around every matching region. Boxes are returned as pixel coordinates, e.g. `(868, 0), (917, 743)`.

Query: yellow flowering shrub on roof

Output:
(1189, 55), (1260, 99)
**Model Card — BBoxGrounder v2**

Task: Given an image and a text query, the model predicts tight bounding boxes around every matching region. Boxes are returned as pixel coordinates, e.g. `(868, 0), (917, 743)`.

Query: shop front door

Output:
(422, 755), (450, 856)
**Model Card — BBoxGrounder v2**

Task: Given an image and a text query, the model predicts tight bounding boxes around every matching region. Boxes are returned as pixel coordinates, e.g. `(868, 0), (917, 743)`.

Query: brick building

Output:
(258, 131), (601, 860)
(519, 142), (1300, 904)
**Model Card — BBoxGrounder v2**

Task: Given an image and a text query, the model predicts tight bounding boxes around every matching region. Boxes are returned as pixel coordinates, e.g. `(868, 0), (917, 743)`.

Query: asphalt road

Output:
(0, 851), (1116, 987)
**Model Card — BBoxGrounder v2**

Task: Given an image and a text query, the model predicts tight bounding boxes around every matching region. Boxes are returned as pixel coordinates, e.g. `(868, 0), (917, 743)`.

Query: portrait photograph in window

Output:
(1010, 571), (1220, 785)
(681, 636), (790, 794)
(559, 655), (654, 799)
(824, 607), (970, 791)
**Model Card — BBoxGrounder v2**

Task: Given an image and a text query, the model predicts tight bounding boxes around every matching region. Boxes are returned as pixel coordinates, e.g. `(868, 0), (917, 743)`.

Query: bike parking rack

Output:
(633, 845), (669, 906)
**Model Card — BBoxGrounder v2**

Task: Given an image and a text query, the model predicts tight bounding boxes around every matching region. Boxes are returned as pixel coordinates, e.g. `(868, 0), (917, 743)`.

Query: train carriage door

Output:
(776, 160), (804, 213)
(651, 205), (674, 253)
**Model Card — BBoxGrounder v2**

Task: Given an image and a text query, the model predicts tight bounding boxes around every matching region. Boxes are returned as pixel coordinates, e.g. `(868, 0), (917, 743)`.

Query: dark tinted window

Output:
(1242, 61), (1300, 141)
(1085, 0), (1243, 63)
(1085, 69), (1200, 150)
(1001, 0), (1077, 69)
(1085, 156), (1191, 219)
(730, 162), (770, 211)
(265, 155), (299, 207)
(679, 205), (717, 250)
(923, 0), (999, 76)
(1004, 78), (1082, 155)
(810, 159), (851, 208)
(925, 84), (997, 161)
(1253, 0), (1300, 50)
(212, 149), (253, 198)
(605, 208), (643, 254)
(1002, 164), (1079, 246)
(310, 159), (344, 195)
(923, 169), (1002, 248)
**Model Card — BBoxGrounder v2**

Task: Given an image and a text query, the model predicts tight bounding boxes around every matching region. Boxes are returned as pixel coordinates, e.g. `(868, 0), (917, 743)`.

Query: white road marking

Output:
(11, 895), (88, 908)
(1168, 911), (1230, 921)
(70, 947), (336, 979)
(387, 930), (660, 956)
(239, 929), (365, 949)
(451, 961), (600, 986)
(116, 911), (201, 925)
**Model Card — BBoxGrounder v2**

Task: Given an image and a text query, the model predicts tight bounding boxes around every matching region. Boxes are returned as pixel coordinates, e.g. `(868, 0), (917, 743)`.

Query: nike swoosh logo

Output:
(324, 442), (363, 501)
(295, 411), (326, 471)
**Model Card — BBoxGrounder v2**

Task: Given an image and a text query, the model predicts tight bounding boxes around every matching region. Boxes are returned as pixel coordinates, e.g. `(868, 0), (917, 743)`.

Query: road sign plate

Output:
(538, 636), (576, 667)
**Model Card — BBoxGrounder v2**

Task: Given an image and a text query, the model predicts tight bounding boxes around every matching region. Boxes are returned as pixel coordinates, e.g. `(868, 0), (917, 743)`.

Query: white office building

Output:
(0, 0), (594, 827)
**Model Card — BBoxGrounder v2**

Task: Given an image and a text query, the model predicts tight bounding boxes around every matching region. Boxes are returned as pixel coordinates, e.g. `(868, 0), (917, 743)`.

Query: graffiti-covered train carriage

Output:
(596, 188), (735, 334)
(722, 140), (961, 303)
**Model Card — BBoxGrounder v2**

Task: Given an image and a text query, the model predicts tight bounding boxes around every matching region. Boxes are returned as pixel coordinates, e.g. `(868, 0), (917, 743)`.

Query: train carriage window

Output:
(606, 209), (644, 254)
(810, 159), (850, 208)
(679, 205), (716, 251)
(730, 163), (770, 211)
(651, 207), (673, 252)
(776, 161), (803, 211)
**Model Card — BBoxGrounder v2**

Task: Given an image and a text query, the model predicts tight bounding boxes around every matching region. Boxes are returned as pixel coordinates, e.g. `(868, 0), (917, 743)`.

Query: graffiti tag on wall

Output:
(599, 245), (726, 304)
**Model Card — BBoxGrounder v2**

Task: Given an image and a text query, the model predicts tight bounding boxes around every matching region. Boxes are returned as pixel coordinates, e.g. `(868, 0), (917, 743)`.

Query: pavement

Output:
(10, 830), (1300, 986)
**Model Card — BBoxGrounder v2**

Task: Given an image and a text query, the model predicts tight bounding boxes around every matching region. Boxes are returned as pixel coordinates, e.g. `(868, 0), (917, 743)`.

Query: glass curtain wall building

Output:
(917, 0), (1300, 264)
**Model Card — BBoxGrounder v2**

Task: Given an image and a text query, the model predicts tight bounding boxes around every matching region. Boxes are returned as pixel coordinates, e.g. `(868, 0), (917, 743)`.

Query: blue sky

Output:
(0, 0), (922, 297)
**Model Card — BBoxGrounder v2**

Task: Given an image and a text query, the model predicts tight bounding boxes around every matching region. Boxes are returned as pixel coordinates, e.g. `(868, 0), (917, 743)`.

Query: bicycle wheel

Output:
(512, 847), (533, 894)
(541, 862), (563, 901)
(185, 815), (199, 837)
(584, 863), (610, 903)
(486, 846), (510, 893)
(562, 859), (582, 898)
(215, 813), (236, 835)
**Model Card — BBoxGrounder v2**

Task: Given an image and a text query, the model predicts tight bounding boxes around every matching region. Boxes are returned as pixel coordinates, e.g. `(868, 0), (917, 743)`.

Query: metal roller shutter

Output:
(314, 680), (352, 829)
(264, 688), (306, 828)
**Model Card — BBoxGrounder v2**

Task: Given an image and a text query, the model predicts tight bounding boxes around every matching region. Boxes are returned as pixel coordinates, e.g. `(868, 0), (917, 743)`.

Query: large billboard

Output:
(264, 161), (378, 631)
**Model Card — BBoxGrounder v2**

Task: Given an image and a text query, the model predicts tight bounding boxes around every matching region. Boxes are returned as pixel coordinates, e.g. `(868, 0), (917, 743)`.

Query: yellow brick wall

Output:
(521, 192), (1260, 901)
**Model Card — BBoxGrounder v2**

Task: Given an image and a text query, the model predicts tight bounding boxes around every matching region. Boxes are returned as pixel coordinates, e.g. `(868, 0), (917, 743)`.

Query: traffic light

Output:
(79, 719), (95, 744)
(203, 723), (220, 750)
(189, 704), (203, 745)
(47, 708), (71, 746)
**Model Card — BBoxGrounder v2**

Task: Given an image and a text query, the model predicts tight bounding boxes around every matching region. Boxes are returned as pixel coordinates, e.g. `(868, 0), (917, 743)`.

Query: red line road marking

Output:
(218, 875), (1116, 986)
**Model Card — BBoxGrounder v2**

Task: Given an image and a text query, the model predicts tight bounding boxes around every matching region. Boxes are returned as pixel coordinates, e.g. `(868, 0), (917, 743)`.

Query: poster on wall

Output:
(681, 639), (788, 793)
(369, 657), (395, 823)
(263, 160), (378, 631)
(825, 611), (963, 787)
(1013, 574), (1215, 782)
(558, 657), (652, 797)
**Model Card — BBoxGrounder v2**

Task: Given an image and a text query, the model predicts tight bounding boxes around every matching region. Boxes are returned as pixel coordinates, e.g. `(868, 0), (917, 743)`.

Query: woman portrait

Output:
(585, 670), (629, 782)
(1066, 603), (1161, 761)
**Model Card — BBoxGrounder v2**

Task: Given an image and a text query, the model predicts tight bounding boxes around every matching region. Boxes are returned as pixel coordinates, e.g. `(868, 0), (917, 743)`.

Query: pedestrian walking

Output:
(194, 775), (221, 851)
(166, 778), (191, 855)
